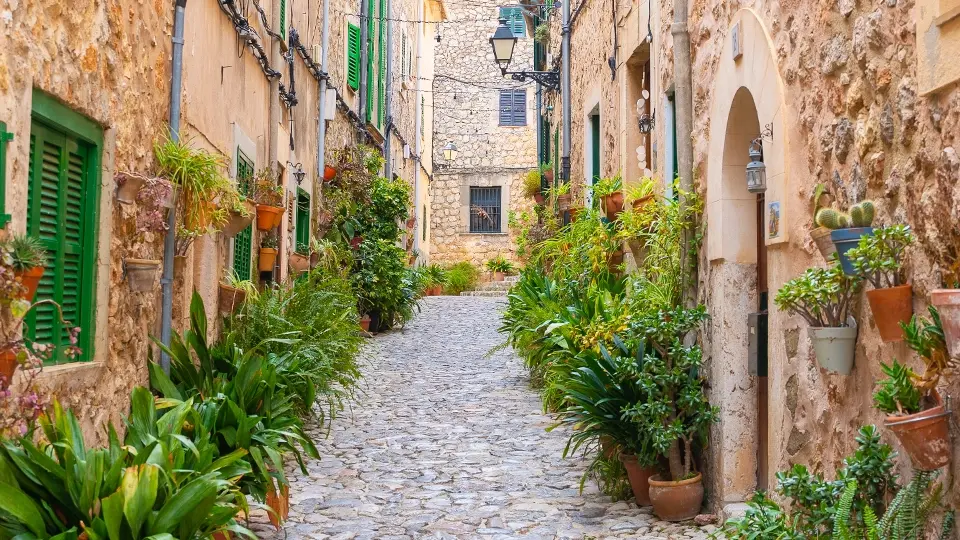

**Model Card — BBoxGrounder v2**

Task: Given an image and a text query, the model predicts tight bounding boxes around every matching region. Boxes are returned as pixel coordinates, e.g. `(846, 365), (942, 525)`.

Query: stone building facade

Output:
(429, 2), (538, 267)
(544, 0), (960, 515)
(0, 0), (443, 443)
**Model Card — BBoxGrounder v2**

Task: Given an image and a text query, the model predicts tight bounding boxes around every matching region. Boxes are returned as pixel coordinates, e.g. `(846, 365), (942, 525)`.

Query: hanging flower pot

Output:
(222, 200), (256, 237)
(218, 283), (247, 314)
(809, 318), (858, 375)
(0, 348), (19, 390)
(601, 192), (624, 219)
(631, 194), (654, 211)
(830, 227), (874, 275)
(266, 484), (290, 529)
(115, 173), (146, 204)
(310, 251), (320, 268)
(534, 193), (546, 205)
(569, 207), (583, 222)
(866, 284), (913, 343)
(930, 289), (960, 357)
(543, 168), (554, 183)
(648, 473), (704, 522)
(350, 236), (363, 250)
(185, 199), (218, 231)
(360, 314), (372, 332)
(885, 393), (952, 471)
(810, 226), (837, 260)
(17, 266), (45, 301)
(406, 216), (417, 230)
(124, 259), (161, 292)
(258, 247), (278, 272)
(323, 165), (338, 182)
(618, 453), (655, 507)
(289, 252), (310, 274)
(256, 204), (284, 231)
(557, 193), (572, 210)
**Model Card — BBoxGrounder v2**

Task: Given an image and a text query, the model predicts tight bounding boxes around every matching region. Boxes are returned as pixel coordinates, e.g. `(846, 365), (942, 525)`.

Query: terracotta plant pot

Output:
(310, 252), (320, 268)
(350, 236), (363, 250)
(258, 247), (278, 272)
(557, 193), (572, 210)
(323, 165), (337, 181)
(221, 201), (256, 237)
(116, 174), (145, 204)
(0, 348), (18, 390)
(492, 271), (506, 282)
(266, 484), (289, 529)
(569, 207), (583, 222)
(124, 259), (161, 292)
(930, 289), (960, 358)
(600, 435), (618, 459)
(648, 473), (704, 522)
(809, 318), (858, 375)
(289, 252), (310, 274)
(543, 169), (554, 183)
(256, 204), (284, 231)
(810, 226), (837, 260)
(866, 284), (913, 343)
(219, 283), (247, 314)
(360, 315), (372, 332)
(831, 227), (874, 275)
(601, 192), (625, 218)
(885, 398), (952, 471)
(631, 194), (653, 211)
(17, 266), (45, 301)
(534, 193), (545, 205)
(433, 285), (444, 296)
(186, 199), (217, 231)
(212, 532), (231, 540)
(619, 454), (655, 506)
(406, 217), (417, 229)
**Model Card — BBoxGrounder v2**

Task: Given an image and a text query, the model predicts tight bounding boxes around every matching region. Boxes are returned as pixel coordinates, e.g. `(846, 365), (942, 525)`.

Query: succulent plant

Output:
(815, 201), (875, 230)
(849, 200), (875, 228)
(816, 208), (850, 230)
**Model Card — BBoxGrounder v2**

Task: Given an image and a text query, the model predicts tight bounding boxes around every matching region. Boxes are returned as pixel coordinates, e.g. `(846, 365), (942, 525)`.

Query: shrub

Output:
(847, 224), (913, 289)
(774, 262), (861, 328)
(444, 261), (480, 295)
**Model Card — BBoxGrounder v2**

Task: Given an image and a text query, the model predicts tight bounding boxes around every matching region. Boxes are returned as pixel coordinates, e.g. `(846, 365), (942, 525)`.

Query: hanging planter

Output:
(534, 193), (546, 205)
(930, 289), (960, 357)
(266, 484), (290, 529)
(846, 225), (915, 343)
(124, 259), (161, 292)
(810, 318), (858, 375)
(601, 192), (624, 219)
(256, 204), (284, 231)
(0, 348), (18, 390)
(557, 193), (572, 210)
(289, 252), (310, 274)
(218, 283), (247, 314)
(17, 266), (45, 301)
(810, 227), (837, 260)
(619, 454), (655, 507)
(648, 473), (704, 522)
(222, 200), (256, 237)
(866, 285), (913, 342)
(568, 207), (583, 222)
(884, 392), (952, 471)
(115, 172), (146, 204)
(258, 247), (278, 272)
(815, 201), (876, 275)
(323, 165), (337, 182)
(631, 193), (654, 212)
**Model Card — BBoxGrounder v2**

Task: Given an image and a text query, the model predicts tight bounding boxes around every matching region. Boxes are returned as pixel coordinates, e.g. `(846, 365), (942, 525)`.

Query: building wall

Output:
(430, 3), (537, 267)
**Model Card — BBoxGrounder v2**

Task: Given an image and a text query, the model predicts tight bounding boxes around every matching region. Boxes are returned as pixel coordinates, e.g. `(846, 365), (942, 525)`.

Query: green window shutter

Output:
(27, 120), (97, 363)
(347, 24), (361, 90)
(377, 0), (386, 129)
(0, 122), (11, 227)
(295, 189), (310, 254)
(233, 151), (254, 280)
(279, 0), (286, 39)
(499, 7), (524, 37)
(365, 0), (376, 123)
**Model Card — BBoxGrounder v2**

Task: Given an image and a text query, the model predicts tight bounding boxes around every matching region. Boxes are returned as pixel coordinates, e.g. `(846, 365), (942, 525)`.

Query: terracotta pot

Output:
(350, 236), (363, 250)
(619, 454), (655, 507)
(543, 169), (554, 183)
(885, 398), (952, 471)
(323, 165), (337, 181)
(569, 207), (583, 222)
(557, 193), (572, 210)
(930, 289), (960, 358)
(17, 266), (45, 301)
(212, 532), (231, 540)
(600, 435), (618, 459)
(310, 252), (320, 268)
(221, 201), (256, 237)
(360, 315), (372, 332)
(534, 193), (545, 205)
(258, 247), (278, 272)
(866, 284), (913, 343)
(266, 484), (289, 528)
(631, 194), (653, 211)
(406, 217), (417, 229)
(601, 192), (624, 218)
(648, 473), (704, 522)
(255, 204), (284, 231)
(289, 252), (310, 274)
(116, 174), (145, 204)
(0, 349), (18, 390)
(811, 226), (837, 260)
(219, 284), (247, 314)
(186, 199), (217, 231)
(124, 259), (161, 292)
(492, 271), (506, 282)
(433, 285), (444, 296)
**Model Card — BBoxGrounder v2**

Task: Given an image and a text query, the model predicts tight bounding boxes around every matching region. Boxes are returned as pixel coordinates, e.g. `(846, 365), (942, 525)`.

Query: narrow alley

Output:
(255, 297), (713, 540)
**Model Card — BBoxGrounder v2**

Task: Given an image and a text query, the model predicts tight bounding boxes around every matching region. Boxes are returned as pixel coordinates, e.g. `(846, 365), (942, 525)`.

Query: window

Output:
(401, 32), (410, 79)
(499, 7), (525, 37)
(295, 188), (310, 254)
(365, 0), (387, 128)
(499, 89), (526, 126)
(0, 121), (12, 227)
(347, 23), (361, 90)
(233, 150), (254, 280)
(26, 91), (103, 364)
(469, 186), (502, 233)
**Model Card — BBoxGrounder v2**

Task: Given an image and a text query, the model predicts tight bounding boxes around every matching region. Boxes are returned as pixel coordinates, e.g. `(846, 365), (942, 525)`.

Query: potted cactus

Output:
(775, 262), (861, 374)
(809, 183), (837, 260)
(847, 225), (914, 343)
(814, 200), (876, 275)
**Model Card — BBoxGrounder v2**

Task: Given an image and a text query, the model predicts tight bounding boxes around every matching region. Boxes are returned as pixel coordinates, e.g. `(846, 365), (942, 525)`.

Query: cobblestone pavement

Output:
(255, 297), (715, 539)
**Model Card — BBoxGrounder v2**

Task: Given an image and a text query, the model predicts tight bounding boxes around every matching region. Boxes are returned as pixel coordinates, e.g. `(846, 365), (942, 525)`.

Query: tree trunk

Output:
(668, 439), (683, 481)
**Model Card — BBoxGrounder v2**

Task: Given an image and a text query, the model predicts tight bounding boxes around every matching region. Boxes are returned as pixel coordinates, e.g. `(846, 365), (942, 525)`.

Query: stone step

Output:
(460, 290), (508, 297)
(476, 282), (514, 291)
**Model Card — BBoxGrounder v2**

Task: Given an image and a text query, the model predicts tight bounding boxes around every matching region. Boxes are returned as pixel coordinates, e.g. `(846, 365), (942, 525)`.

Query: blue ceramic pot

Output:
(831, 227), (874, 275)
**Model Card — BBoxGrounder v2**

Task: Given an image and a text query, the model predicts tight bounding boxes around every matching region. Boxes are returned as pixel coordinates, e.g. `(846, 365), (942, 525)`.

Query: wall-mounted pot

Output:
(866, 284), (913, 343)
(809, 317), (858, 374)
(124, 259), (161, 292)
(830, 227), (874, 275)
(930, 289), (960, 357)
(885, 394), (951, 471)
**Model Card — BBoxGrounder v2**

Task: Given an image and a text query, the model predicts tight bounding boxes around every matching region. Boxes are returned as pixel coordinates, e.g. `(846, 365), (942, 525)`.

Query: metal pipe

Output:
(672, 0), (695, 303)
(359, 0), (370, 120)
(160, 0), (188, 375)
(317, 0), (331, 185)
(412, 1), (424, 258)
(383, 0), (393, 179)
(560, 0), (571, 184)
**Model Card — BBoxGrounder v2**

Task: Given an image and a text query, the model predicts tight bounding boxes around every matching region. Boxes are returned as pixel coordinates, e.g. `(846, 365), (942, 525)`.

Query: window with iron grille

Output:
(499, 89), (526, 126)
(469, 186), (502, 233)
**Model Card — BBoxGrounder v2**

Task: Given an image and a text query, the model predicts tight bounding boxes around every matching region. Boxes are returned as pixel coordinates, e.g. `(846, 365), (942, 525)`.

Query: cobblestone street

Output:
(256, 297), (714, 539)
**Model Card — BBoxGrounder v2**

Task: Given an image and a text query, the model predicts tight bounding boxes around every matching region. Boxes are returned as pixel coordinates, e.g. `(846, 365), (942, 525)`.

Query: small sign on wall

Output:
(768, 201), (781, 239)
(731, 21), (743, 61)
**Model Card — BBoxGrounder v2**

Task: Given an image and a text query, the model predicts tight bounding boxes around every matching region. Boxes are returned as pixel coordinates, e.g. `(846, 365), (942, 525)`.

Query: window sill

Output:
(462, 232), (508, 237)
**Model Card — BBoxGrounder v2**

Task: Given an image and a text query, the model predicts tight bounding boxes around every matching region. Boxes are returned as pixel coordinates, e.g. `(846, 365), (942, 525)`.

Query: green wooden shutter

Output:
(377, 0), (386, 129)
(233, 151), (254, 280)
(365, 0), (376, 123)
(295, 189), (310, 254)
(279, 0), (287, 39)
(0, 122), (11, 227)
(499, 7), (524, 37)
(347, 24), (361, 90)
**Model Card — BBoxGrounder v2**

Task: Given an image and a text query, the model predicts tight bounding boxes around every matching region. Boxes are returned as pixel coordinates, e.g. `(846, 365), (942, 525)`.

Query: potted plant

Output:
(847, 225), (914, 343)
(115, 171), (147, 204)
(252, 167), (285, 230)
(626, 177), (655, 211)
(124, 258), (162, 292)
(486, 255), (513, 281)
(814, 200), (876, 274)
(523, 169), (544, 204)
(219, 271), (256, 314)
(551, 182), (571, 210)
(774, 262), (861, 374)
(593, 174), (624, 218)
(425, 264), (448, 296)
(3, 234), (48, 301)
(323, 164), (337, 182)
(220, 189), (257, 237)
(359, 314), (372, 332)
(930, 263), (960, 357)
(289, 250), (311, 274)
(258, 232), (279, 272)
(808, 183), (837, 260)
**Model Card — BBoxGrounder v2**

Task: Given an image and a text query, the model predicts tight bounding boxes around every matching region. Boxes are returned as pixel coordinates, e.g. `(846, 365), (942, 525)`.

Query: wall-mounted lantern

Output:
(442, 142), (458, 161)
(746, 123), (773, 194)
(288, 161), (306, 185)
(636, 92), (655, 134)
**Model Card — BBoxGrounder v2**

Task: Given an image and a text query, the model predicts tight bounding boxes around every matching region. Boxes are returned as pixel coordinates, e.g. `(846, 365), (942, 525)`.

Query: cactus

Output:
(816, 208), (849, 230)
(853, 200), (875, 227)
(817, 201), (875, 229)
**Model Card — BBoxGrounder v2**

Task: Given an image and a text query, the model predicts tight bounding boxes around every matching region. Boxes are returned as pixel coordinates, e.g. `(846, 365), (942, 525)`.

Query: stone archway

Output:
(704, 8), (788, 511)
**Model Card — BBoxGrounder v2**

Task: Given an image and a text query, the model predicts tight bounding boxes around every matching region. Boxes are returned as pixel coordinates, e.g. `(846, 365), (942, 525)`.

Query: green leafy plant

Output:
(224, 269), (258, 297)
(485, 255), (514, 274)
(423, 264), (448, 288)
(154, 135), (234, 237)
(251, 166), (285, 206)
(625, 177), (655, 204)
(523, 169), (543, 199)
(774, 262), (861, 327)
(815, 201), (876, 230)
(534, 23), (550, 45)
(873, 360), (922, 415)
(847, 225), (914, 289)
(901, 306), (955, 391)
(1, 234), (48, 272)
(833, 472), (954, 540)
(591, 174), (623, 199)
(261, 232), (279, 249)
(444, 261), (480, 295)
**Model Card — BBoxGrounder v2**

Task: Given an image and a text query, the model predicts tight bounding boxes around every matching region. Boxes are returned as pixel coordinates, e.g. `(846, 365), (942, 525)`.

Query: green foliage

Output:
(523, 169), (543, 199)
(485, 255), (514, 273)
(444, 262), (480, 295)
(591, 174), (623, 199)
(815, 201), (875, 230)
(873, 360), (922, 415)
(534, 23), (550, 45)
(847, 225), (914, 289)
(260, 231), (279, 249)
(625, 177), (655, 203)
(423, 264), (448, 287)
(774, 262), (861, 328)
(580, 453), (632, 501)
(901, 306), (953, 391)
(250, 167), (285, 206)
(154, 135), (234, 235)
(351, 239), (419, 326)
(1, 234), (48, 271)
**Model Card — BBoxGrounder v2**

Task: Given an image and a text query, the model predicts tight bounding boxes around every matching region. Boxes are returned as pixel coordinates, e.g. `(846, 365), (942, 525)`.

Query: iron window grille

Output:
(469, 186), (502, 233)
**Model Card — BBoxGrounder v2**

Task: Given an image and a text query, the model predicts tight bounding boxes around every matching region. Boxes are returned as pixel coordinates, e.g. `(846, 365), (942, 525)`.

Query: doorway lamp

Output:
(288, 161), (306, 185)
(489, 17), (560, 91)
(746, 123), (773, 194)
(442, 142), (458, 161)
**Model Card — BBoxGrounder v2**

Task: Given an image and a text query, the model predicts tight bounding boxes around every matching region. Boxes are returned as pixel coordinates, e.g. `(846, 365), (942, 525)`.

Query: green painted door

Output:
(590, 113), (600, 184)
(295, 188), (310, 253)
(233, 151), (254, 280)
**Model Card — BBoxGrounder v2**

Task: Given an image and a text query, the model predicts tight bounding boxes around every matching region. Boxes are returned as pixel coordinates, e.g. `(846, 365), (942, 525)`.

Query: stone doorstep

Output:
(459, 291), (508, 297)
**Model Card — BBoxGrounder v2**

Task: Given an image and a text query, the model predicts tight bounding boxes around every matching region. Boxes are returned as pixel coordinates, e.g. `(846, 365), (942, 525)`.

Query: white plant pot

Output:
(809, 318), (858, 375)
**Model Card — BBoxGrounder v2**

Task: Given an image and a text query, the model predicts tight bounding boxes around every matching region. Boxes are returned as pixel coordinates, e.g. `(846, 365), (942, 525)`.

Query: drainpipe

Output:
(359, 0), (370, 120)
(412, 1), (424, 258)
(672, 0), (695, 301)
(160, 0), (187, 375)
(560, 0), (571, 184)
(383, 0), (393, 179)
(268, 0), (281, 280)
(318, 0), (331, 186)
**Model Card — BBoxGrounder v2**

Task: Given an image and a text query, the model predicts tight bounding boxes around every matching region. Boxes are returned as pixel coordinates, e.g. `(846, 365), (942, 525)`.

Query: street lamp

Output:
(745, 139), (766, 194)
(488, 17), (560, 91)
(442, 142), (458, 161)
(288, 161), (306, 185)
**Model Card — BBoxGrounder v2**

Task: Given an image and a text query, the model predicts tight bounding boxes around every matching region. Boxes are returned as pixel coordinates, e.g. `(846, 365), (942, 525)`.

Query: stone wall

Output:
(429, 1), (537, 267)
